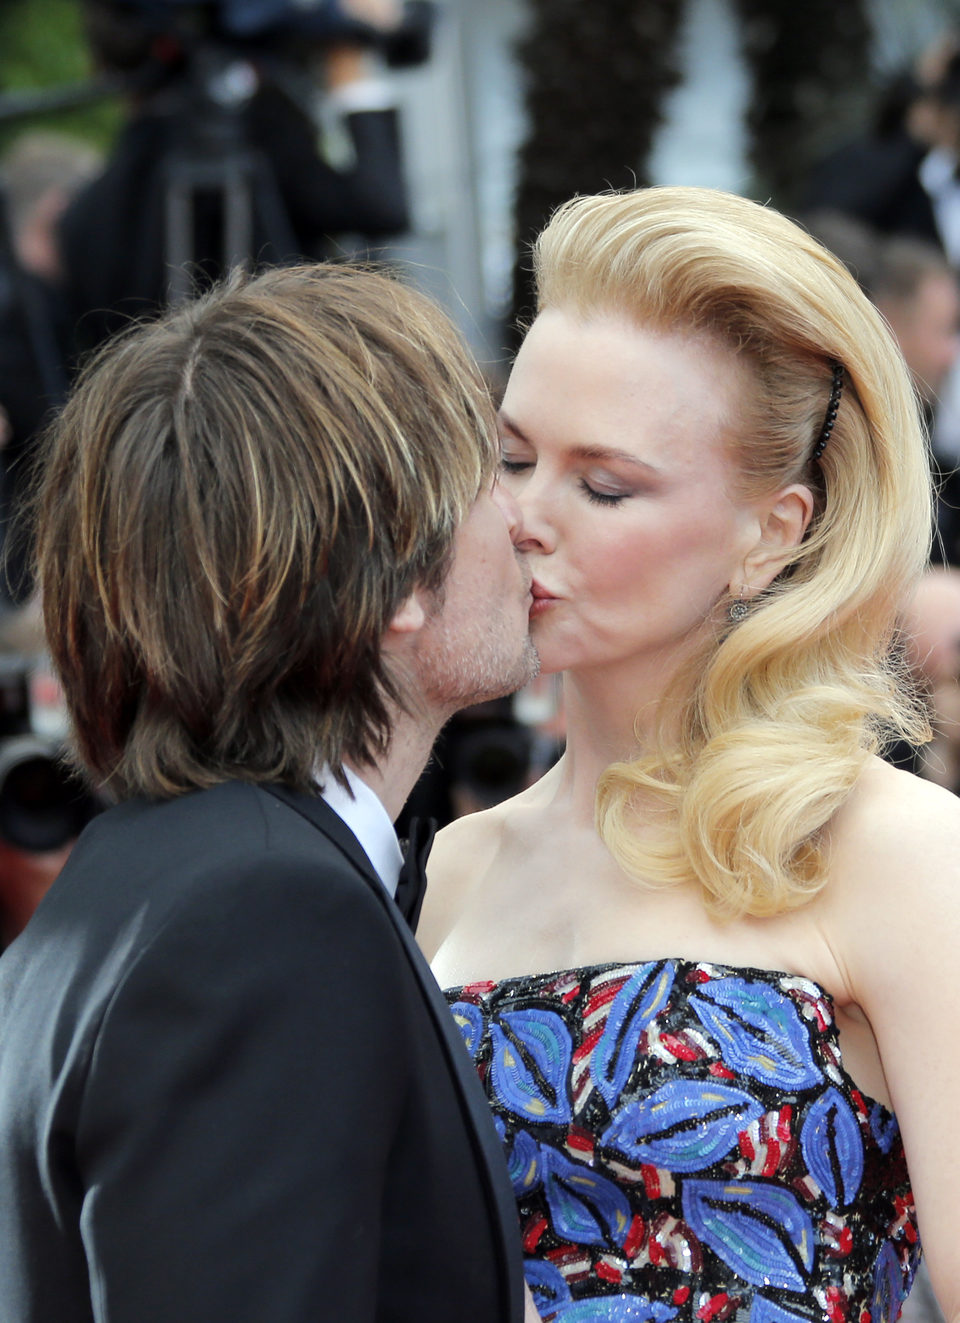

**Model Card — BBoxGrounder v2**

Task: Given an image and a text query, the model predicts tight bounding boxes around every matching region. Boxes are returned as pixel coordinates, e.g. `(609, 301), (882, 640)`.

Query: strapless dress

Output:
(444, 959), (920, 1323)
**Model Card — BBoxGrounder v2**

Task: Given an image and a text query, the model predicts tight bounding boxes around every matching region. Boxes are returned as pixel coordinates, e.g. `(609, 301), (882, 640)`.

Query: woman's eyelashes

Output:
(579, 479), (630, 506)
(500, 452), (633, 506)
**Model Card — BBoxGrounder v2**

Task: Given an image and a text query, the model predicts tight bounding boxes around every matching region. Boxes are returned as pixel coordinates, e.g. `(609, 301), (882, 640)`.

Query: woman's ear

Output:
(741, 484), (815, 595)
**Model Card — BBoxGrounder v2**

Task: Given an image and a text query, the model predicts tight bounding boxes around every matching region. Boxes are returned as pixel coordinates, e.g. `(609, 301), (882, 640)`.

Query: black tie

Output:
(395, 816), (436, 932)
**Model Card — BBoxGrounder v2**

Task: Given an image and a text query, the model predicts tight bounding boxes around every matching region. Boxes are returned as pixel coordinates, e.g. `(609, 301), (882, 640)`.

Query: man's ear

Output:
(384, 589), (427, 641)
(740, 484), (815, 595)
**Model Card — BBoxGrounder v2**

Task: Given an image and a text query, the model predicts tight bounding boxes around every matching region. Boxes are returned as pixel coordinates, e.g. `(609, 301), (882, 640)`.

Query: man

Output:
(803, 214), (960, 410)
(806, 212), (960, 566)
(867, 238), (960, 569)
(869, 236), (960, 408)
(0, 263), (537, 1321)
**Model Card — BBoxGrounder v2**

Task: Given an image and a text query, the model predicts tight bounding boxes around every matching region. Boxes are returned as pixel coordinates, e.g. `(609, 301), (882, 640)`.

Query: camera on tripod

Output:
(49, 0), (420, 338)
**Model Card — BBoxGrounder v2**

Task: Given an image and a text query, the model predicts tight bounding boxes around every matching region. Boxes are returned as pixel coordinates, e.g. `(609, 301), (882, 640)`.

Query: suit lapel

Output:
(262, 783), (384, 891)
(261, 782), (524, 1320)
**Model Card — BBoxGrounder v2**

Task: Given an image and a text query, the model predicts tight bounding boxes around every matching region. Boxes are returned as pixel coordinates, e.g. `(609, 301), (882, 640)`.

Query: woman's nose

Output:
(508, 473), (557, 554)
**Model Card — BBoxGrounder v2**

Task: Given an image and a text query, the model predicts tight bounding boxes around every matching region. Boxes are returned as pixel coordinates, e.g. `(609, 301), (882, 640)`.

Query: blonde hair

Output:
(533, 187), (932, 917)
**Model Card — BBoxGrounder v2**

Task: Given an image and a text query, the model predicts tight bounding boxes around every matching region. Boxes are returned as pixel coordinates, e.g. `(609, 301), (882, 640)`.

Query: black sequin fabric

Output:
(445, 959), (920, 1323)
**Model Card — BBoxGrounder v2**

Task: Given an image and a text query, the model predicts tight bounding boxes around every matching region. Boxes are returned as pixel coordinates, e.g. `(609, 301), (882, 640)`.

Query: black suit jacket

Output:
(0, 781), (523, 1322)
(801, 131), (943, 250)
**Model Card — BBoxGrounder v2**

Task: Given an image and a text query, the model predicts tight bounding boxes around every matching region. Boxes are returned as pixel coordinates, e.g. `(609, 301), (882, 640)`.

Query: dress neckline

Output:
(445, 955), (897, 1121)
(446, 955), (835, 1003)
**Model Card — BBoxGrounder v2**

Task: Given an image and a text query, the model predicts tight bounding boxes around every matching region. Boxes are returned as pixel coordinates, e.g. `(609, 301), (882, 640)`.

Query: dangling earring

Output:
(727, 587), (750, 623)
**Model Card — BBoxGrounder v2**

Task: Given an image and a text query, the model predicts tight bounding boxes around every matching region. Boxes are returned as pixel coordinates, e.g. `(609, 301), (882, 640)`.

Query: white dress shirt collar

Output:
(317, 764), (403, 898)
(918, 147), (960, 266)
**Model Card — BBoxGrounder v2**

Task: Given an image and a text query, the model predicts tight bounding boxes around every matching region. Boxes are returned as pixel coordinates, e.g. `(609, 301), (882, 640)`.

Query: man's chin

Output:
(497, 638), (541, 698)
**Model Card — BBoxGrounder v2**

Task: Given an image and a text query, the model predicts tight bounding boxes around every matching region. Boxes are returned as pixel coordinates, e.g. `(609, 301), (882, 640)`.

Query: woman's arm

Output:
(830, 762), (960, 1322)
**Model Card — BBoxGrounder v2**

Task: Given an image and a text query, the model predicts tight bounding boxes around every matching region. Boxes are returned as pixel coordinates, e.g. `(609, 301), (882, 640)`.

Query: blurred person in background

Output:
(804, 213), (960, 413)
(0, 130), (102, 605)
(806, 211), (960, 567)
(801, 34), (960, 259)
(870, 237), (960, 411)
(870, 239), (960, 568)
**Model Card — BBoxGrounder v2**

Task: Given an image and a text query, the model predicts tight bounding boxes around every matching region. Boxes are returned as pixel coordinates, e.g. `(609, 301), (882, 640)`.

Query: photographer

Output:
(60, 0), (415, 352)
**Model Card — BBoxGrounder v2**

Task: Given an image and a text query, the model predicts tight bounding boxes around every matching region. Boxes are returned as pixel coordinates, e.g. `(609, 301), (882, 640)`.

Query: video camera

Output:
(90, 0), (436, 72)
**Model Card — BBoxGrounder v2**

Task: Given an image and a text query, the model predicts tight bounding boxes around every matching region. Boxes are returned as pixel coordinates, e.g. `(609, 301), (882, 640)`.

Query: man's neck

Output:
(348, 708), (442, 822)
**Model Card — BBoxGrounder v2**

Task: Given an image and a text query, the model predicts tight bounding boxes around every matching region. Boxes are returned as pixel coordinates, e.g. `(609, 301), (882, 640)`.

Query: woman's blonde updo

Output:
(533, 186), (933, 917)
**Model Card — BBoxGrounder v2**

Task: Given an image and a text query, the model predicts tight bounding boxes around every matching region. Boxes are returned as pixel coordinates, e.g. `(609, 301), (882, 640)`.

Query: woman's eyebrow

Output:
(498, 411), (659, 473)
(568, 445), (655, 471)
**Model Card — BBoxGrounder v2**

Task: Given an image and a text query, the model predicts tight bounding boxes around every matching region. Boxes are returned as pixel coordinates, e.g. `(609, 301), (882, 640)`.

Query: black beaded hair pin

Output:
(812, 361), (844, 461)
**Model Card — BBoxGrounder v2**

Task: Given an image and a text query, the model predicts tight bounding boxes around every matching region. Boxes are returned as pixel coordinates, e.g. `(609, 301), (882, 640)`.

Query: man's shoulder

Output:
(80, 780), (357, 877)
(3, 781), (393, 995)
(0, 781), (418, 1078)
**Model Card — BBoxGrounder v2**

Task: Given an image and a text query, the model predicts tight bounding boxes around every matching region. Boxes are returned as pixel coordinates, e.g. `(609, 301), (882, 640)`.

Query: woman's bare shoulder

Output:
(823, 766), (960, 1313)
(830, 755), (960, 874)
(823, 756), (960, 977)
(429, 801), (511, 882)
(418, 781), (545, 958)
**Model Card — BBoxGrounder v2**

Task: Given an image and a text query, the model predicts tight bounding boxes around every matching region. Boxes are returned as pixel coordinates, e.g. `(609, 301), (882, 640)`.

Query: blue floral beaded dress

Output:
(444, 960), (920, 1323)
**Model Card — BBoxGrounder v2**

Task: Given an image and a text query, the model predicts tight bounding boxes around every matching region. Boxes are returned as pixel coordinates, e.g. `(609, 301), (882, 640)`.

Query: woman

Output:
(419, 187), (960, 1323)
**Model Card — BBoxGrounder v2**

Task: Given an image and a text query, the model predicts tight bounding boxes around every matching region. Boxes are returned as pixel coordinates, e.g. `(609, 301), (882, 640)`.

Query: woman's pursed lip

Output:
(530, 581), (557, 600)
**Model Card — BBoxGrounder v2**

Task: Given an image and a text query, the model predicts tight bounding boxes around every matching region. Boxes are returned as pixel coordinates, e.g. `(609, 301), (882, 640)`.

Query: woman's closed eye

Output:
(500, 448), (637, 504)
(500, 455), (533, 475)
(579, 477), (632, 506)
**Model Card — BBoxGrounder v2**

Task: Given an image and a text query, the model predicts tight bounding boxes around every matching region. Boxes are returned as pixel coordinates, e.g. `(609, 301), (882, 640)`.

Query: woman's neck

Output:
(544, 660), (683, 821)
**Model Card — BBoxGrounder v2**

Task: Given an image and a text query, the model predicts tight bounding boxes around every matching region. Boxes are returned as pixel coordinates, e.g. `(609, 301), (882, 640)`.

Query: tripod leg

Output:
(165, 175), (196, 306)
(249, 153), (299, 267)
(222, 162), (253, 274)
